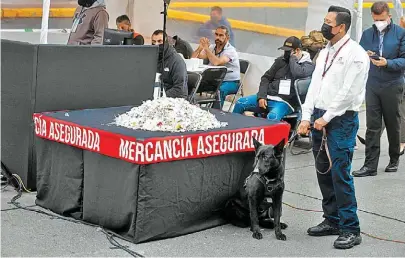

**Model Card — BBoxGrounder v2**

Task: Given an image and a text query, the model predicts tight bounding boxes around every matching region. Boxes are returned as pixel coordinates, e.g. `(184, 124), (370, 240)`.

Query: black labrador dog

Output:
(223, 138), (287, 240)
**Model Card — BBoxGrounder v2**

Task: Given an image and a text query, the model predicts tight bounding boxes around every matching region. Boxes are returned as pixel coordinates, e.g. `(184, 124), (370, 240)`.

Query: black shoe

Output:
(385, 161), (399, 173)
(307, 219), (339, 236)
(352, 166), (377, 177)
(333, 232), (362, 249)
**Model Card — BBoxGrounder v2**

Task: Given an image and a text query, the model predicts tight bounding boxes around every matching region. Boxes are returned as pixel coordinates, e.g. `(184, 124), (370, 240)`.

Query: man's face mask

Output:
(374, 20), (389, 32)
(151, 34), (164, 46)
(157, 44), (165, 60)
(284, 51), (291, 61)
(321, 23), (339, 41)
(78, 0), (97, 7)
(372, 11), (391, 32)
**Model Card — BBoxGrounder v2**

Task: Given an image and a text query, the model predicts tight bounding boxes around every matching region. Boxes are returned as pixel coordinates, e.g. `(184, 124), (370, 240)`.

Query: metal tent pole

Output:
(40, 0), (51, 44)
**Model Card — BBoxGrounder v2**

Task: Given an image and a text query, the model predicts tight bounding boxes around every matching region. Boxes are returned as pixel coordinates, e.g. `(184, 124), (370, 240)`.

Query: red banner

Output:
(33, 113), (290, 165)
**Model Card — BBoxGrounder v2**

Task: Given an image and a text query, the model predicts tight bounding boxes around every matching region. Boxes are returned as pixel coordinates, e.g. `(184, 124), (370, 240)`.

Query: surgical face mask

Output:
(321, 23), (337, 41)
(374, 20), (389, 32)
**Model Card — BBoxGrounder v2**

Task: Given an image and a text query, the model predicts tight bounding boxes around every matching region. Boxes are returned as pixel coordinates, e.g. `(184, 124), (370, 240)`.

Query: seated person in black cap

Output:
(233, 36), (315, 121)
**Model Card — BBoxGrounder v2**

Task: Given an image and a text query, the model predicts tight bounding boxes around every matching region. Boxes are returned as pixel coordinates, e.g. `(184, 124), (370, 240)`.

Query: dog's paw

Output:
(276, 233), (287, 241)
(281, 222), (288, 229)
(252, 231), (263, 240)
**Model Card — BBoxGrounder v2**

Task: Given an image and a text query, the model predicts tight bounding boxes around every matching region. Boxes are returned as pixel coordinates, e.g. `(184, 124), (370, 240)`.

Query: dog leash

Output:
(314, 127), (332, 175)
(293, 126), (332, 175)
(289, 125), (332, 174)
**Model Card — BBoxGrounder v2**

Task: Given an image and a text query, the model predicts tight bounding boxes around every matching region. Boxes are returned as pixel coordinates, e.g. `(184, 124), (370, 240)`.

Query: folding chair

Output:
(227, 59), (251, 112)
(187, 72), (202, 104)
(194, 67), (227, 108)
(283, 77), (313, 155)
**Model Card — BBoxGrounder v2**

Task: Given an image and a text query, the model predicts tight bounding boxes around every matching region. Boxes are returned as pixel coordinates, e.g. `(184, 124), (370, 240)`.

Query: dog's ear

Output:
(274, 139), (285, 156)
(252, 137), (262, 151)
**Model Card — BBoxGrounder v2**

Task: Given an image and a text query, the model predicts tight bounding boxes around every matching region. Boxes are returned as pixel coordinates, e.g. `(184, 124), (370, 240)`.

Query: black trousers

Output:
(380, 93), (405, 143)
(365, 84), (404, 169)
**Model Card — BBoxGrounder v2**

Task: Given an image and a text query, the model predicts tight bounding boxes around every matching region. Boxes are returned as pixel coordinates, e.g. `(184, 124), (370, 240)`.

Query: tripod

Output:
(1, 162), (20, 189)
(158, 0), (170, 97)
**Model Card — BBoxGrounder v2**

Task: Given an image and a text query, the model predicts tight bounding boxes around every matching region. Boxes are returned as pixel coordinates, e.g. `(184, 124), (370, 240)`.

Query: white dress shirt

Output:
(302, 34), (370, 123)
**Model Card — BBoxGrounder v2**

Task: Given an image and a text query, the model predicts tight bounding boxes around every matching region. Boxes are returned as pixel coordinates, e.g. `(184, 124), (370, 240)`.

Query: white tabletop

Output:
(187, 65), (227, 73)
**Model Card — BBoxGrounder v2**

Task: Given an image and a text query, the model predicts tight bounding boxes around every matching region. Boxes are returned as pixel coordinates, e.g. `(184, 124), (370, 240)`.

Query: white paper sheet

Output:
(278, 79), (291, 95)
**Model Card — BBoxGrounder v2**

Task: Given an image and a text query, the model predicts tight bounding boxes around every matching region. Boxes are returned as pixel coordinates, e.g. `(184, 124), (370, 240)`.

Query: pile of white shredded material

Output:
(113, 98), (228, 132)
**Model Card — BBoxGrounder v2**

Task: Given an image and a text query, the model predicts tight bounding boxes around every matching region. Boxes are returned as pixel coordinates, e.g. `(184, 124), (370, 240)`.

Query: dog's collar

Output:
(257, 173), (279, 185)
(248, 160), (284, 193)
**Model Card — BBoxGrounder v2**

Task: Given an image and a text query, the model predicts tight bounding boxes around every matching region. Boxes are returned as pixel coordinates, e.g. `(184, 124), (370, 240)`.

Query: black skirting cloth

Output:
(34, 106), (290, 243)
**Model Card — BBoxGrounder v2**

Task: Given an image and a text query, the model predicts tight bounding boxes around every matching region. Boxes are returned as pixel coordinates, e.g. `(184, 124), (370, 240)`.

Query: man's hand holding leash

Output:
(298, 117), (328, 137)
(313, 117), (328, 131)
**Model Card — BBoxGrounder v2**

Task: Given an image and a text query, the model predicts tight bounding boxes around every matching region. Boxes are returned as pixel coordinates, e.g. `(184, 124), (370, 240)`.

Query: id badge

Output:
(278, 79), (291, 95)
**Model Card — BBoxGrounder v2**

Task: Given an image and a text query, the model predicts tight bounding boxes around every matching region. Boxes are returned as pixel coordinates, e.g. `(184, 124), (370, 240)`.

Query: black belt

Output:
(314, 108), (356, 117)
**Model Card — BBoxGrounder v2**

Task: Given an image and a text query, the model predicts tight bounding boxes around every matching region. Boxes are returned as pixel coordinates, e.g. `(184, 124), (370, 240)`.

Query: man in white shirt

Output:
(192, 26), (240, 108)
(297, 6), (369, 249)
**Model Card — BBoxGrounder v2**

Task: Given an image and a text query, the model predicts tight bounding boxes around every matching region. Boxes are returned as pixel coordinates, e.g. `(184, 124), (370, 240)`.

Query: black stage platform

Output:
(34, 106), (290, 243)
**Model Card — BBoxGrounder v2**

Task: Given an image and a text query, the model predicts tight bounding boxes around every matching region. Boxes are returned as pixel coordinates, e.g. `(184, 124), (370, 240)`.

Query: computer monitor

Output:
(103, 28), (143, 45)
(133, 34), (145, 45)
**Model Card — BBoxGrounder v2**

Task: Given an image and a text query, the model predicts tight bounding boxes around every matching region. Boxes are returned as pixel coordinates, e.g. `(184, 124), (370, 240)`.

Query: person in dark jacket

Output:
(353, 1), (405, 176)
(169, 35), (194, 59)
(232, 36), (315, 121)
(198, 6), (235, 47)
(152, 30), (188, 99)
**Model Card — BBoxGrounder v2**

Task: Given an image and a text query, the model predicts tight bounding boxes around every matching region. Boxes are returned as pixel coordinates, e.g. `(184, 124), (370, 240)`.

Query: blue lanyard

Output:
(379, 33), (384, 56)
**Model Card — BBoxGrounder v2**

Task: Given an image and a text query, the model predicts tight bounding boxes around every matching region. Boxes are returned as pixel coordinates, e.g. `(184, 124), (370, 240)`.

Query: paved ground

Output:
(2, 108), (405, 257)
